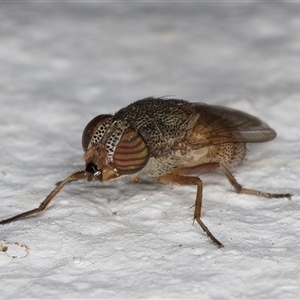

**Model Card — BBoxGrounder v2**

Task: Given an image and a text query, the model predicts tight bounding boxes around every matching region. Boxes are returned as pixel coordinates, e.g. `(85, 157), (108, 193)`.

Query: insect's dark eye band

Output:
(82, 114), (113, 150)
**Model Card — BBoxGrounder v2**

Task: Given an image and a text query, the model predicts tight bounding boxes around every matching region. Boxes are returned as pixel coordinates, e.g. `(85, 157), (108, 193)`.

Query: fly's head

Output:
(82, 114), (150, 182)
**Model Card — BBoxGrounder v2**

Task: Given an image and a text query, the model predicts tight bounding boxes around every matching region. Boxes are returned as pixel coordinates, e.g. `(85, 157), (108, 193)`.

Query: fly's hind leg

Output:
(220, 164), (293, 200)
(157, 170), (223, 248)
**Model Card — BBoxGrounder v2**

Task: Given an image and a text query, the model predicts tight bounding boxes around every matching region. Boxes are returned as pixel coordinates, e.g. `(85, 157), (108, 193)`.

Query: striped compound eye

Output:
(114, 128), (149, 174)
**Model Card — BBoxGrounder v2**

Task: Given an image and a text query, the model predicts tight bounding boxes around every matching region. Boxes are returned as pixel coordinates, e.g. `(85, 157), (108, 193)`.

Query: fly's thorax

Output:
(82, 115), (150, 181)
(113, 97), (195, 156)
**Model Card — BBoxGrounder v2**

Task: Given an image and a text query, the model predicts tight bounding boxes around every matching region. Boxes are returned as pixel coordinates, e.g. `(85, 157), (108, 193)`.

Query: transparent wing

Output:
(186, 103), (276, 146)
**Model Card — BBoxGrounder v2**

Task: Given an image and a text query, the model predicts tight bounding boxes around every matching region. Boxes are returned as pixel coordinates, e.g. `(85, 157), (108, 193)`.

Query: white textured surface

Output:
(0, 2), (299, 299)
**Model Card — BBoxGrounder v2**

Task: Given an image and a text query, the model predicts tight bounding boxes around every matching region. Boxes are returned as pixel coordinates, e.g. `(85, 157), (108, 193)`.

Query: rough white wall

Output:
(0, 2), (299, 299)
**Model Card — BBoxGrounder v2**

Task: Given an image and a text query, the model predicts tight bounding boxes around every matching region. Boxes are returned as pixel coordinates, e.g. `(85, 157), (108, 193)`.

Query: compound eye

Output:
(82, 114), (112, 150)
(114, 128), (149, 174)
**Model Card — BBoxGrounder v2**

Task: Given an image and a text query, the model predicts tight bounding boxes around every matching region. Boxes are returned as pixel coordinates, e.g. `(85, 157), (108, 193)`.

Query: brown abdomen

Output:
(210, 142), (246, 167)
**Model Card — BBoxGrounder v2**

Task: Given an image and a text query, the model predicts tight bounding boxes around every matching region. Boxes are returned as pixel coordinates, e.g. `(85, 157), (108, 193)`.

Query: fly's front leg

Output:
(0, 171), (86, 225)
(220, 164), (293, 200)
(157, 172), (223, 248)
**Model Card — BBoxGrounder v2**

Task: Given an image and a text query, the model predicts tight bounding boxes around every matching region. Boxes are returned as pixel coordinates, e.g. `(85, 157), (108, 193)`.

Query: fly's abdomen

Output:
(209, 143), (246, 167)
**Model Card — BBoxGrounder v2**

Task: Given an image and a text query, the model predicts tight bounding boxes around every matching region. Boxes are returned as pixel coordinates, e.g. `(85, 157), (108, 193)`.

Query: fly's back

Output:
(113, 98), (195, 156)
